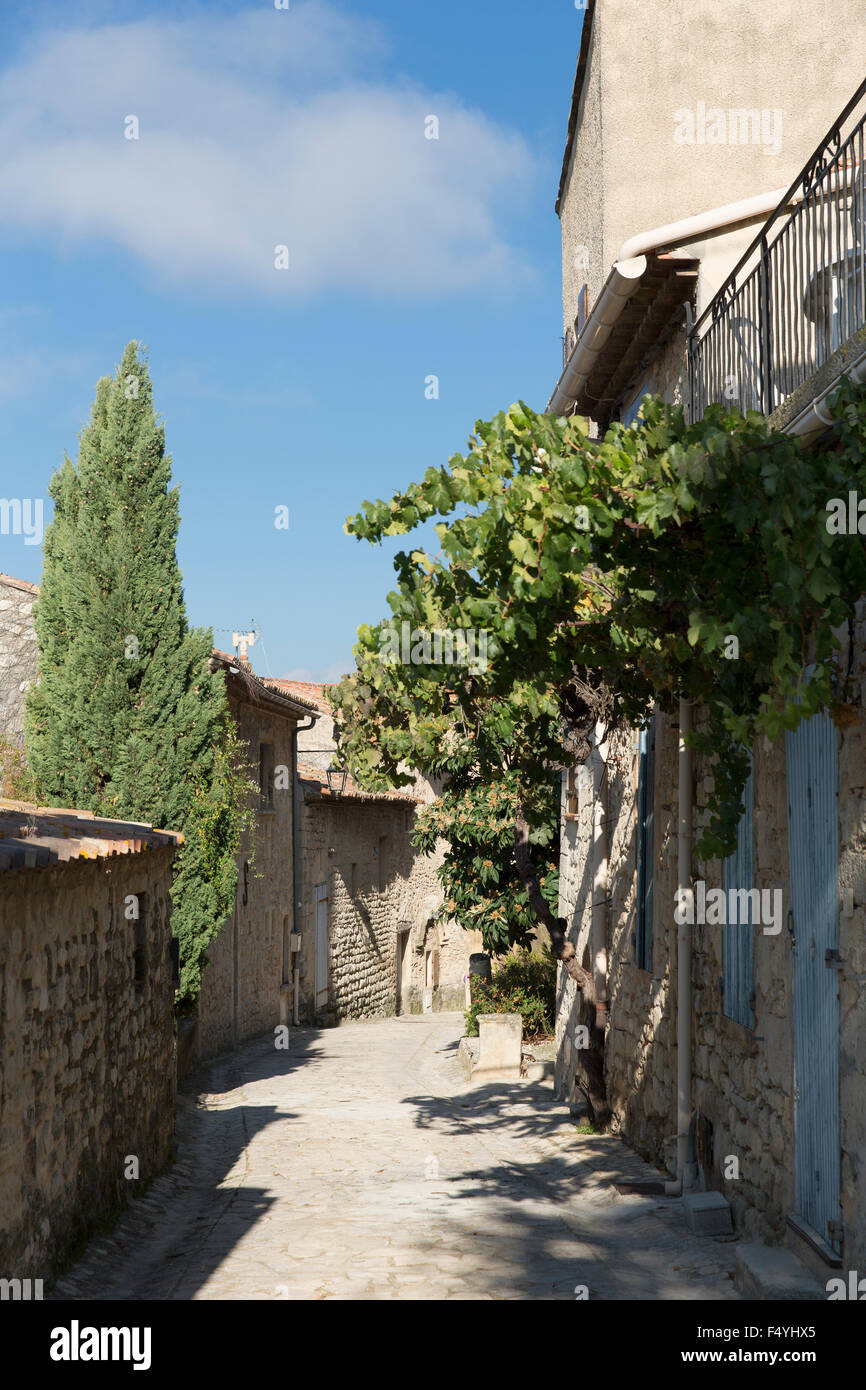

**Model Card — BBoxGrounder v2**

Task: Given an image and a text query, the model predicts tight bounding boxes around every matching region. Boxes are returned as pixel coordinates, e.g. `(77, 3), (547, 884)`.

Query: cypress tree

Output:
(26, 342), (251, 1003)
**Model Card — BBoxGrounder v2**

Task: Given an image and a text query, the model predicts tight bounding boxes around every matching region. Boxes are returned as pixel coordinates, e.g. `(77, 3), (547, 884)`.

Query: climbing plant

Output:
(329, 376), (866, 1123)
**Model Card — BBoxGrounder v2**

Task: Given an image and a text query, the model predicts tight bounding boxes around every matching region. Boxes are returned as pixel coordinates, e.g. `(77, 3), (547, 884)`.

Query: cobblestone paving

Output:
(53, 1013), (739, 1301)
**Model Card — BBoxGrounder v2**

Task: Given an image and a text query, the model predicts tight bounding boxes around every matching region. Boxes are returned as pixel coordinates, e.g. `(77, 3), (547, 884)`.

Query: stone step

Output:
(734, 1242), (825, 1300)
(683, 1190), (733, 1236)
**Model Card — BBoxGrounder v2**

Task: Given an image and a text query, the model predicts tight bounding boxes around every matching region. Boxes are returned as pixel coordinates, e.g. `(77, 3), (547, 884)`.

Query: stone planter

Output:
(474, 1012), (522, 1082)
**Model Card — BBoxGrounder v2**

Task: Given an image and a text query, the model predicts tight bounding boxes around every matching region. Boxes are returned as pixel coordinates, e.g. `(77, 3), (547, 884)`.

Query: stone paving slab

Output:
(51, 1013), (739, 1301)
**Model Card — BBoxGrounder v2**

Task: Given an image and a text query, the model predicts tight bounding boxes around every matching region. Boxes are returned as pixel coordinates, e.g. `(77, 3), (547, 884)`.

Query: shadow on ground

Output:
(51, 1027), (329, 1301)
(399, 1081), (737, 1300)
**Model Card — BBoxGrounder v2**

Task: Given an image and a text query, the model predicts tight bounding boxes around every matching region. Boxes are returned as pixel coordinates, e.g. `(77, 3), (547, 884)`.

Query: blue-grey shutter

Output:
(722, 761), (755, 1027)
(636, 720), (655, 970)
(786, 707), (841, 1251)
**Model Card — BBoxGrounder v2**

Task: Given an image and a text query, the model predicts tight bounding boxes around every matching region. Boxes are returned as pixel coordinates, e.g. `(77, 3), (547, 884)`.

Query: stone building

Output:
(186, 653), (320, 1068)
(0, 573), (38, 747)
(0, 588), (321, 1073)
(0, 574), (474, 1053)
(551, 7), (866, 1291)
(270, 680), (480, 1022)
(0, 800), (182, 1282)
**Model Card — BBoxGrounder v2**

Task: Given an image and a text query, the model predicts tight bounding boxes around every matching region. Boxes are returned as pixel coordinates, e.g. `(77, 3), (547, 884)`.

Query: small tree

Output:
(26, 342), (254, 1004)
(331, 384), (866, 1125)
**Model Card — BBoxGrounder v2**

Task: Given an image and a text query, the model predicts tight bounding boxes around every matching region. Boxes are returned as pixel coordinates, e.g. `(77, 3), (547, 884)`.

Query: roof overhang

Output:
(547, 252), (699, 422)
(208, 651), (319, 721)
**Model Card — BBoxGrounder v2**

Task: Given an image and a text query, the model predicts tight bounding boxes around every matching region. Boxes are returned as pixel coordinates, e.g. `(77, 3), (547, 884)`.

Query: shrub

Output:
(0, 735), (41, 802)
(464, 947), (556, 1041)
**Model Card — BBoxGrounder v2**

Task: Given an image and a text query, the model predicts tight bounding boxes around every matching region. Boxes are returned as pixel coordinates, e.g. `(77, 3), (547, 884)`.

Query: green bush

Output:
(464, 947), (556, 1041)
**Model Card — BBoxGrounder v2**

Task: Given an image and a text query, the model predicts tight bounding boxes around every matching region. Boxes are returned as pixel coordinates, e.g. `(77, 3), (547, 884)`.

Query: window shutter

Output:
(722, 761), (755, 1028)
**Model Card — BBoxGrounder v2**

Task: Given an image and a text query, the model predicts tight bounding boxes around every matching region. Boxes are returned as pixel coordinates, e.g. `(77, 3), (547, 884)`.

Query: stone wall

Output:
(557, 719), (679, 1166)
(0, 574), (38, 744)
(298, 795), (477, 1022)
(0, 846), (177, 1282)
(557, 687), (866, 1270)
(196, 693), (296, 1062)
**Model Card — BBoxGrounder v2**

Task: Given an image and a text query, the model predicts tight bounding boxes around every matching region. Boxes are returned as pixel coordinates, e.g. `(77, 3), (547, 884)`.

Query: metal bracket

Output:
(825, 948), (845, 970)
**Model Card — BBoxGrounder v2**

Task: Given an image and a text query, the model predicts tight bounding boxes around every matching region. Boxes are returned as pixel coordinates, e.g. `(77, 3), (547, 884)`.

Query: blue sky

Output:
(0, 0), (582, 681)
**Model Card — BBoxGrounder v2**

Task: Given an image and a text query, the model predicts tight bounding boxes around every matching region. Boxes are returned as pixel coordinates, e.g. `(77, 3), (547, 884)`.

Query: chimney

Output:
(232, 630), (256, 668)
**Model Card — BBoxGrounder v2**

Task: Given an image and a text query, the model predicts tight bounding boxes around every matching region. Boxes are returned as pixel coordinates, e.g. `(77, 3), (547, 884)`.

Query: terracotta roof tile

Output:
(0, 572), (39, 594)
(297, 762), (417, 805)
(208, 651), (321, 714)
(0, 800), (183, 871)
(265, 679), (337, 713)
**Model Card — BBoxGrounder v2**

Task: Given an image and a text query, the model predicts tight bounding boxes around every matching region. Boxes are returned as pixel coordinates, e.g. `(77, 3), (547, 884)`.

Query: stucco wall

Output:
(560, 8), (605, 334)
(0, 846), (177, 1281)
(561, 1), (866, 334)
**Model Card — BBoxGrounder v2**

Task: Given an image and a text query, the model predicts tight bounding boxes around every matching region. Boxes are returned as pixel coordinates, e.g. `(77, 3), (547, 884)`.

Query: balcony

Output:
(688, 77), (866, 429)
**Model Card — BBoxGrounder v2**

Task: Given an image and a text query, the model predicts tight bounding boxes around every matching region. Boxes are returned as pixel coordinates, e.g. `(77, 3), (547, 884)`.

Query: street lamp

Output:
(326, 762), (348, 799)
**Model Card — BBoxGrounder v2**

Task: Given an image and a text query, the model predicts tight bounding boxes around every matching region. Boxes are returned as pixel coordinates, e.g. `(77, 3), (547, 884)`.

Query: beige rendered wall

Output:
(560, 1), (866, 330)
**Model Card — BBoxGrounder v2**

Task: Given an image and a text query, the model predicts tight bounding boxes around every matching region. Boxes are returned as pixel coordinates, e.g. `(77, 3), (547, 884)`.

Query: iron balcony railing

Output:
(688, 77), (866, 424)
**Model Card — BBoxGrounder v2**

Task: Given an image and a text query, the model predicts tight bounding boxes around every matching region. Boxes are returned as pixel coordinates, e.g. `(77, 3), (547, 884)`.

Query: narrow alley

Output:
(53, 1015), (738, 1302)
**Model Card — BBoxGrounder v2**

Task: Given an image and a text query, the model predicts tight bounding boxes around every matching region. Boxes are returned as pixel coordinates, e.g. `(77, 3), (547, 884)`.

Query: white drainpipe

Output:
(591, 724), (609, 1027)
(549, 257), (647, 416)
(548, 184), (806, 418)
(785, 339), (866, 440)
(666, 700), (695, 1195)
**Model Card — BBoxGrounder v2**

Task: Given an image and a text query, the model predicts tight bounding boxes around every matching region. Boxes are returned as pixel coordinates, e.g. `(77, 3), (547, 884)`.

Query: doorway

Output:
(314, 882), (329, 1011)
(396, 928), (412, 1015)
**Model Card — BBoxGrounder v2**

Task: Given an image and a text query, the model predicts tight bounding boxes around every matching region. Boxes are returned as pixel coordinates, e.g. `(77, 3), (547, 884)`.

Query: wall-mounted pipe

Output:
(548, 185), (807, 419)
(548, 257), (647, 415)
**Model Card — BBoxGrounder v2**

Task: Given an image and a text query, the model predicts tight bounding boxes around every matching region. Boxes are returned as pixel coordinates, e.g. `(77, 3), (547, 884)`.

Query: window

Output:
(722, 761), (755, 1028)
(259, 742), (275, 809)
(635, 720), (655, 971)
(565, 766), (579, 817)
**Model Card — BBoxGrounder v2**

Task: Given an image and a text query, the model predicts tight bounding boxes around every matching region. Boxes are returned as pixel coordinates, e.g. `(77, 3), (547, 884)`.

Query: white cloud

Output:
(0, 4), (536, 298)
